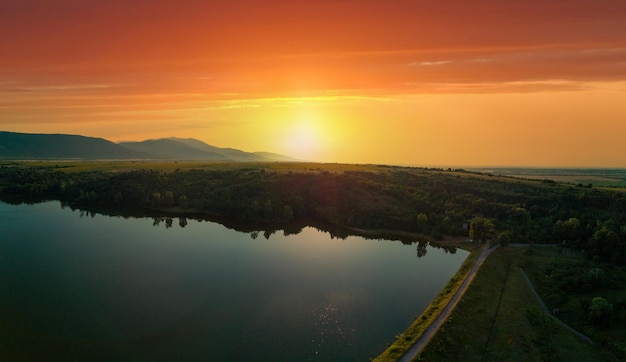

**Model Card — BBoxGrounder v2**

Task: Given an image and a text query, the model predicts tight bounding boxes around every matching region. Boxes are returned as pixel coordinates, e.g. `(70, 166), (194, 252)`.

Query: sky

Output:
(1, 0), (626, 167)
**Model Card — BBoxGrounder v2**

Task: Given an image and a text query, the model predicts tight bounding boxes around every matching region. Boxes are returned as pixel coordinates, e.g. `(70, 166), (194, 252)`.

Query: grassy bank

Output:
(417, 247), (606, 361)
(519, 246), (626, 360)
(373, 242), (481, 362)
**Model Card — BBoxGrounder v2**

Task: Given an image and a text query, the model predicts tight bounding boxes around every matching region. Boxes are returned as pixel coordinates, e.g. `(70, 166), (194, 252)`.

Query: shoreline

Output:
(373, 242), (489, 361)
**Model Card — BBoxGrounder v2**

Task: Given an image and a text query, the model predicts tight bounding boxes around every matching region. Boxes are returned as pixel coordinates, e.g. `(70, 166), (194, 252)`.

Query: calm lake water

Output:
(0, 201), (467, 361)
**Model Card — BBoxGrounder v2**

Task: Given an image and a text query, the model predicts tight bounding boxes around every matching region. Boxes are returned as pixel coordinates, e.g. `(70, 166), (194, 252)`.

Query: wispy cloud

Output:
(403, 80), (599, 94)
(19, 84), (119, 92)
(410, 60), (454, 67)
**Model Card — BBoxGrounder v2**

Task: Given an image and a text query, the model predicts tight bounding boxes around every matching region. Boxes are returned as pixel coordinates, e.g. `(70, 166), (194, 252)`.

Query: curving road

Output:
(398, 243), (500, 362)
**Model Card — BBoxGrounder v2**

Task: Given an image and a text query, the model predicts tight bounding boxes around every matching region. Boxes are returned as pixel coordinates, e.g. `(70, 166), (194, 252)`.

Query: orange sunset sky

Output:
(1, 0), (625, 166)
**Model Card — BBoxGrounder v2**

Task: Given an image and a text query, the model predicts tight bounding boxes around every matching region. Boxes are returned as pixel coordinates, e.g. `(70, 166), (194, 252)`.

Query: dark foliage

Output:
(2, 164), (626, 265)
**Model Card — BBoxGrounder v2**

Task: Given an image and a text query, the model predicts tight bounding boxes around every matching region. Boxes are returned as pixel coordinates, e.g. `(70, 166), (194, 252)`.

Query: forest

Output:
(1, 161), (625, 266)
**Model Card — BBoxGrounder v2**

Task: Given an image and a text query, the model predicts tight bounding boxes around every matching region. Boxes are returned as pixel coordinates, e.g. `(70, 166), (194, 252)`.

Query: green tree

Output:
(114, 191), (123, 204)
(588, 296), (613, 326)
(164, 191), (175, 207)
(86, 191), (97, 202)
(589, 226), (619, 262)
(250, 200), (261, 218)
(555, 217), (581, 246)
(584, 268), (607, 289)
(283, 205), (294, 222)
(264, 199), (273, 220)
(151, 192), (161, 206)
(470, 216), (494, 243)
(513, 207), (531, 225)
(416, 213), (429, 232)
(498, 231), (512, 247)
(178, 194), (188, 209)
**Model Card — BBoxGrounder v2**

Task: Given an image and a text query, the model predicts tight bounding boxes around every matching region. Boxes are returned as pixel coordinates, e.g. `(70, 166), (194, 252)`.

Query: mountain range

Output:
(0, 131), (298, 162)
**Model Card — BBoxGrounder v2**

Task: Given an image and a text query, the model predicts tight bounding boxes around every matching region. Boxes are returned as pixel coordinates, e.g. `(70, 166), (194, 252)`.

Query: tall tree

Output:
(470, 216), (494, 243)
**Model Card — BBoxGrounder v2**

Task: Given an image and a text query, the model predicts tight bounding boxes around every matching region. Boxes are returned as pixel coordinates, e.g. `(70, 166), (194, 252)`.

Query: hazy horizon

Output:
(2, 1), (625, 167)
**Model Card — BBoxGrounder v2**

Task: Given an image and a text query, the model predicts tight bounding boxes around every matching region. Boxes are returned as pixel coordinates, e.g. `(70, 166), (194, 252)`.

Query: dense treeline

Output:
(1, 163), (626, 265)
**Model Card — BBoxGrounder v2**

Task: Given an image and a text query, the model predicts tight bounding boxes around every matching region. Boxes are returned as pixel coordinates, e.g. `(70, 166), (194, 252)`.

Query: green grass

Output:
(417, 247), (606, 361)
(520, 247), (626, 360)
(472, 167), (626, 189)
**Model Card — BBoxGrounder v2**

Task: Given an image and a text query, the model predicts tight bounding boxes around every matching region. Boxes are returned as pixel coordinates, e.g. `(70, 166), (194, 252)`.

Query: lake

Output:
(0, 201), (467, 361)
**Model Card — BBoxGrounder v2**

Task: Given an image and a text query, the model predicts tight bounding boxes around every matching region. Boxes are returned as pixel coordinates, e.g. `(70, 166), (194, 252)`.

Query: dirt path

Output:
(398, 243), (499, 362)
(518, 267), (593, 344)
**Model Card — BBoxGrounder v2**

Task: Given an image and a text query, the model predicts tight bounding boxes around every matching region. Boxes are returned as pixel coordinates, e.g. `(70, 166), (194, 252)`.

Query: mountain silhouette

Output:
(0, 131), (298, 162)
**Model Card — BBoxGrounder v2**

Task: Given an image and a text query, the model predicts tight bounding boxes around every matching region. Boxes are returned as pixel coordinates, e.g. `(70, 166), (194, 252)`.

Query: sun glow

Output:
(284, 115), (324, 161)
(2, 1), (626, 167)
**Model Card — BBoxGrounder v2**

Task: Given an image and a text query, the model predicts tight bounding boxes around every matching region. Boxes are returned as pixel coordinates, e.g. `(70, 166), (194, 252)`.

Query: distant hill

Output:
(166, 137), (300, 162)
(118, 139), (231, 161)
(120, 137), (300, 162)
(0, 131), (145, 159)
(165, 137), (265, 161)
(252, 151), (301, 162)
(0, 131), (298, 162)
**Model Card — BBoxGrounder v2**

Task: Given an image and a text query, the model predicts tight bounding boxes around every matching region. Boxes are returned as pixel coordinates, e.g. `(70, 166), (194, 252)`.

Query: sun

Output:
(284, 116), (323, 161)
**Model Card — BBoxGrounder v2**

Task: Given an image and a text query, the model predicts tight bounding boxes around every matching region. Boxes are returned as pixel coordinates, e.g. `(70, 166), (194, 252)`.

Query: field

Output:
(416, 246), (622, 361)
(472, 167), (626, 189)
